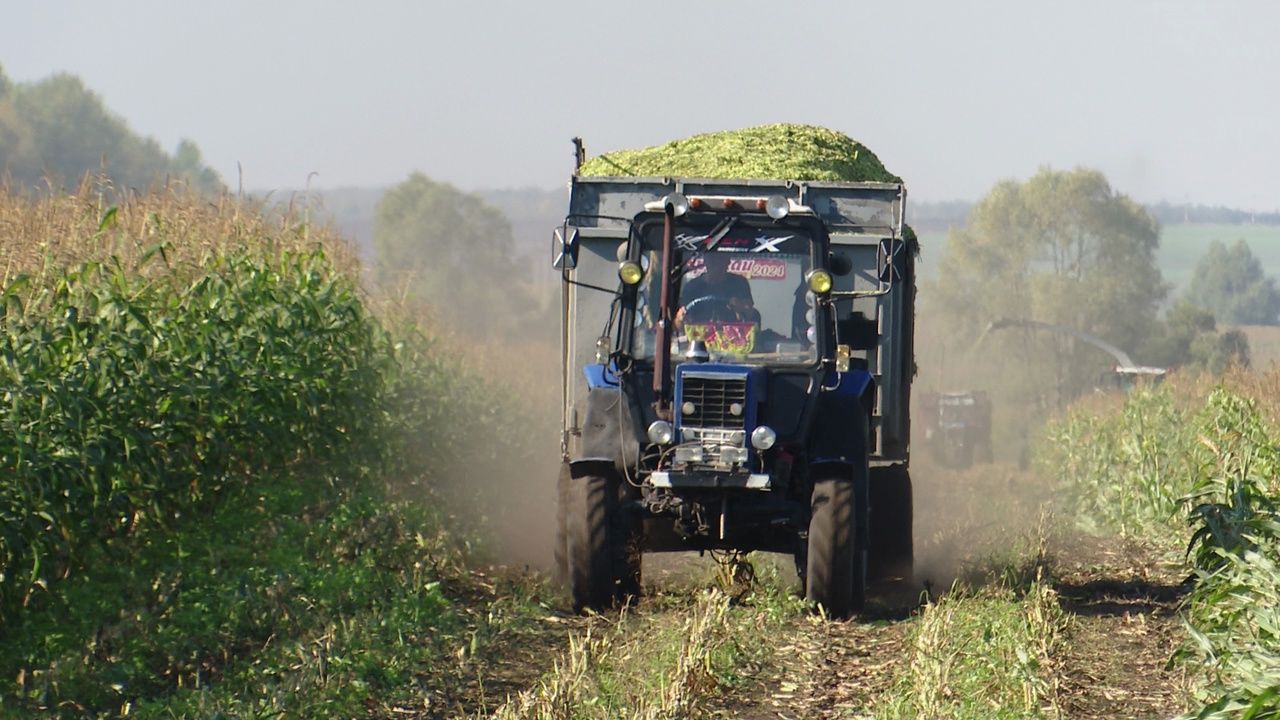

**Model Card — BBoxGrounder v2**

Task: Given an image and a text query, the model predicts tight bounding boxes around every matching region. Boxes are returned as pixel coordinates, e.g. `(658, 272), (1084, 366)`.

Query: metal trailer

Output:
(552, 175), (916, 617)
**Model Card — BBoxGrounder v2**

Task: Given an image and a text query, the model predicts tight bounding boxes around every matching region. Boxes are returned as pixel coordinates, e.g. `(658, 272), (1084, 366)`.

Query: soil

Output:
(452, 462), (1196, 719)
(711, 536), (1192, 720)
(1053, 535), (1193, 719)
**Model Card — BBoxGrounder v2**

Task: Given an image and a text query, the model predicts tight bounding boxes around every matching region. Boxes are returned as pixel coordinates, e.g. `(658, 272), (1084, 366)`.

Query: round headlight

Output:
(682, 401), (696, 416)
(647, 420), (675, 445)
(765, 195), (790, 220)
(750, 425), (777, 450)
(806, 269), (833, 295)
(618, 260), (644, 285)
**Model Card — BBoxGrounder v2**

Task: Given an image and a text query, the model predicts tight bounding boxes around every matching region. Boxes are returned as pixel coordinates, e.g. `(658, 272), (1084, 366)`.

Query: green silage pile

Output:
(578, 124), (900, 183)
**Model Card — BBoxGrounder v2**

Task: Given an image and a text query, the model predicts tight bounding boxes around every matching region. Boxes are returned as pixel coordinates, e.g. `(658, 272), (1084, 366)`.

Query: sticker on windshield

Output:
(674, 232), (795, 252)
(752, 234), (793, 253)
(727, 257), (787, 280)
(675, 233), (704, 251)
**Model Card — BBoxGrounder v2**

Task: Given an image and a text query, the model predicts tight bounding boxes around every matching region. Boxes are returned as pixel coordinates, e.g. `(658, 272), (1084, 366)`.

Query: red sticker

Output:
(728, 257), (788, 280)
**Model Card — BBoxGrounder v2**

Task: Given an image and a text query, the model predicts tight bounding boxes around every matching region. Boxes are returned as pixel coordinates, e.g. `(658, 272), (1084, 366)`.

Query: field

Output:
(1158, 223), (1280, 291)
(5, 186), (1280, 719)
(1235, 324), (1280, 368)
(917, 223), (1280, 293)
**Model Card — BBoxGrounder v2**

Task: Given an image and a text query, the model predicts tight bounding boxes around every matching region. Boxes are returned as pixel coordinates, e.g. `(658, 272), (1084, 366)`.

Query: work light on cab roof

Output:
(643, 192), (810, 219)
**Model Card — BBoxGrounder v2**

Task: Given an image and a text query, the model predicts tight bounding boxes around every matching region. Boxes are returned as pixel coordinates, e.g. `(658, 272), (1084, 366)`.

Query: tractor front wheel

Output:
(566, 464), (637, 612)
(805, 463), (866, 618)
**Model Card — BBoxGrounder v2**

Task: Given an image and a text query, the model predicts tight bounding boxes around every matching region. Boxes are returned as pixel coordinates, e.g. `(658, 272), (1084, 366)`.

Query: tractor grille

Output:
(681, 374), (747, 430)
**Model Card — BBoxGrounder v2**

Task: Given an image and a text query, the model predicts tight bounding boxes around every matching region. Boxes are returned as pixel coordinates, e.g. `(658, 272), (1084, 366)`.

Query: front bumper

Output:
(649, 471), (772, 490)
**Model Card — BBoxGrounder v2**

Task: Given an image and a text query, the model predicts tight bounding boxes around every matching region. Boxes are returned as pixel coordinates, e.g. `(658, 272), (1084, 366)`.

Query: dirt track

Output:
(457, 460), (1192, 719)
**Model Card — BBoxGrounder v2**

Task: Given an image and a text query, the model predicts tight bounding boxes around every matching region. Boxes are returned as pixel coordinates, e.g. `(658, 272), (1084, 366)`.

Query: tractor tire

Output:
(806, 463), (866, 618)
(616, 479), (643, 603)
(554, 462), (570, 585)
(566, 464), (636, 612)
(868, 465), (914, 582)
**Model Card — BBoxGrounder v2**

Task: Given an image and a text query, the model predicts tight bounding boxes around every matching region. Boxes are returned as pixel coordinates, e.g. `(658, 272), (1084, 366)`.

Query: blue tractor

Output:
(552, 170), (915, 618)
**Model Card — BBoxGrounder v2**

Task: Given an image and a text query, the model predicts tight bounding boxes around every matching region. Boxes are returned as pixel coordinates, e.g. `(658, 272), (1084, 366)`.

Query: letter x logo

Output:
(752, 234), (792, 253)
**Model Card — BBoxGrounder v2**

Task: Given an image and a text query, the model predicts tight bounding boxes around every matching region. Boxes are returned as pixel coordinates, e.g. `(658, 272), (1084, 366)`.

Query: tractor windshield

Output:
(631, 224), (818, 365)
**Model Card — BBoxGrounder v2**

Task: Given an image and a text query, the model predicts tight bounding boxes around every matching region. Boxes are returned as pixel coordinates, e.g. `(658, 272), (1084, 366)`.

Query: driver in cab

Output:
(673, 252), (760, 331)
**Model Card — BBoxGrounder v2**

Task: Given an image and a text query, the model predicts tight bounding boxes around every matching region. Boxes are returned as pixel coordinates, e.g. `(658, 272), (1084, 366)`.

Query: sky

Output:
(2, 1), (1278, 210)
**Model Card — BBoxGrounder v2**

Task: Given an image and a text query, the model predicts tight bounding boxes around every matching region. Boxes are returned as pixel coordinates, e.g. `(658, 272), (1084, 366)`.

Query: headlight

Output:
(750, 425), (777, 450)
(647, 420), (674, 445)
(674, 445), (704, 464)
(806, 269), (833, 295)
(618, 260), (644, 285)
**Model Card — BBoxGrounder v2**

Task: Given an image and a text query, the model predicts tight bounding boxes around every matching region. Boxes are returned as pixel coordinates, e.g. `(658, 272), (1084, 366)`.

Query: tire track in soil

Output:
(453, 476), (1192, 718)
(719, 542), (1193, 720)
(1053, 536), (1192, 720)
(378, 566), (583, 719)
(716, 584), (918, 720)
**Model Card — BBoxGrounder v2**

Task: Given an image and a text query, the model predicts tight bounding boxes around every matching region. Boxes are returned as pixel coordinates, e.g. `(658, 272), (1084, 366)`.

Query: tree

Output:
(1142, 301), (1249, 373)
(373, 173), (531, 336)
(0, 71), (222, 194)
(1184, 239), (1280, 325)
(923, 167), (1167, 410)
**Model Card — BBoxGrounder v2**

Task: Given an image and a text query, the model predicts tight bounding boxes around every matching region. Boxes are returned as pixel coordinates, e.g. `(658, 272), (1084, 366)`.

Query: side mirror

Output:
(552, 226), (579, 270)
(877, 238), (904, 283)
(829, 251), (853, 277)
(838, 311), (878, 351)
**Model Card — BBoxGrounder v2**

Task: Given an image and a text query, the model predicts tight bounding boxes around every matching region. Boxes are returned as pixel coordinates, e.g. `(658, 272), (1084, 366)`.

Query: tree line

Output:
(0, 65), (221, 194)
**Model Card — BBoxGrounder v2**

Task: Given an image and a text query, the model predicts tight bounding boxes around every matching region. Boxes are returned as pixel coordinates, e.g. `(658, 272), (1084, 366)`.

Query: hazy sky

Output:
(3, 1), (1277, 209)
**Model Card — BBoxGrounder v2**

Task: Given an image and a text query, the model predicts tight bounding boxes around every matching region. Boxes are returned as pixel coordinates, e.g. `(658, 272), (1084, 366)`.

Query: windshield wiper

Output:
(703, 216), (737, 251)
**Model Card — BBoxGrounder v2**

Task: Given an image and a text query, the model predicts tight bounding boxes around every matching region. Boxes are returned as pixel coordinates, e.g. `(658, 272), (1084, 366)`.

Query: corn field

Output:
(1044, 378), (1280, 718)
(0, 184), (399, 621)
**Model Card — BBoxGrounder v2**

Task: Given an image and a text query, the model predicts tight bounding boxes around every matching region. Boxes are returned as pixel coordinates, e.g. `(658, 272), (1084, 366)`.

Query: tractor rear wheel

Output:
(869, 465), (914, 582)
(554, 462), (570, 585)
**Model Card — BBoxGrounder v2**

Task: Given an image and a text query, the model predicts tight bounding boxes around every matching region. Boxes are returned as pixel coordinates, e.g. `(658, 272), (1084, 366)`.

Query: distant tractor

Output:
(919, 391), (992, 469)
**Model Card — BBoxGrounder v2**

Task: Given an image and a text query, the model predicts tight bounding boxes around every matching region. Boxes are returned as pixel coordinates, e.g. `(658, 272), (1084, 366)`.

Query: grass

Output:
(870, 513), (1068, 720)
(488, 558), (808, 720)
(872, 578), (1066, 720)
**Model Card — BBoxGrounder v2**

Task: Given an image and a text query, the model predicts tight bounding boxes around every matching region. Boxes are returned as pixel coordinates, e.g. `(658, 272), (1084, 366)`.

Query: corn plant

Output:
(0, 235), (391, 619)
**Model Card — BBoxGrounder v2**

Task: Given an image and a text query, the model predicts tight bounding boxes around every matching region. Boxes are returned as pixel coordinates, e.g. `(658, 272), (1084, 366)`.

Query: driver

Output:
(674, 252), (758, 330)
